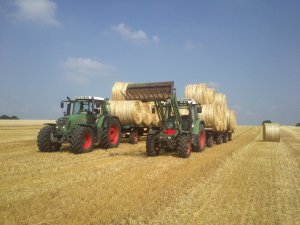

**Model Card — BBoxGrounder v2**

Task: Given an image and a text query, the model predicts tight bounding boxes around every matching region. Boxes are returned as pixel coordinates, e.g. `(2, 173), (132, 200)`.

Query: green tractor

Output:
(37, 96), (121, 154)
(125, 81), (206, 158)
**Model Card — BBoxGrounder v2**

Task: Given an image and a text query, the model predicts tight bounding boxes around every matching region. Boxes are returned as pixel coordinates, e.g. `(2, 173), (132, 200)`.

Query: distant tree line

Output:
(0, 115), (19, 120)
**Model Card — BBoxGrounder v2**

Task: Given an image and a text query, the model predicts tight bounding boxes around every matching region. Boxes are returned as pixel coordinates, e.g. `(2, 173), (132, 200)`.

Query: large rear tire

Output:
(100, 117), (121, 149)
(177, 134), (192, 158)
(193, 125), (206, 152)
(37, 126), (60, 152)
(146, 134), (159, 156)
(70, 127), (95, 154)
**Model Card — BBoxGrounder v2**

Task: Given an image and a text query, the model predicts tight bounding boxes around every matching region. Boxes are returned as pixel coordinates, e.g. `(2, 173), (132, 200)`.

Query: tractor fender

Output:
(100, 116), (121, 129)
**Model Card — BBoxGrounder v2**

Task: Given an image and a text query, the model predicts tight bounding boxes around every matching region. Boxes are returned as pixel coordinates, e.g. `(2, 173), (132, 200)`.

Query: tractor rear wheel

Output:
(146, 134), (159, 156)
(193, 125), (206, 152)
(128, 130), (139, 144)
(70, 127), (95, 154)
(216, 133), (223, 145)
(177, 134), (192, 158)
(100, 117), (121, 149)
(37, 126), (60, 152)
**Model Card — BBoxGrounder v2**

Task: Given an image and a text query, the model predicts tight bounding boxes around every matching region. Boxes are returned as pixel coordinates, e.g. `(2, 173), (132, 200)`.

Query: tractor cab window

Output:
(94, 101), (103, 116)
(72, 101), (92, 115)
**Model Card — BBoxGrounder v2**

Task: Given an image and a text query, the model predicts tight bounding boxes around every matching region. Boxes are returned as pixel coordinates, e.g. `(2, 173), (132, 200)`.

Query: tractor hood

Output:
(57, 114), (88, 131)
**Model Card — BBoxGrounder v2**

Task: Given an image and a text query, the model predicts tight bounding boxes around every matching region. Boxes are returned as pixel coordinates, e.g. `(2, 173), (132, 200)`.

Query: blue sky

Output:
(0, 0), (299, 125)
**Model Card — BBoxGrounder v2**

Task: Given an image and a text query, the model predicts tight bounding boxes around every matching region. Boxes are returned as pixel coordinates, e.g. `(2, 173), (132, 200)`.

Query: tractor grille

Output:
(57, 117), (69, 129)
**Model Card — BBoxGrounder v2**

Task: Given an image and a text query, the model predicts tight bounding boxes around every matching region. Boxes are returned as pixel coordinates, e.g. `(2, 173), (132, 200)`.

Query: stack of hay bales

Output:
(185, 83), (236, 132)
(263, 123), (280, 142)
(110, 82), (159, 126)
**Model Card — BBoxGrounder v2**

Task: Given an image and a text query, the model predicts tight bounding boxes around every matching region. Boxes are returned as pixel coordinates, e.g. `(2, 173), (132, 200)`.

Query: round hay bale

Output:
(199, 104), (230, 132)
(185, 84), (216, 104)
(109, 100), (143, 125)
(112, 82), (130, 100)
(141, 103), (153, 126)
(206, 88), (216, 104)
(226, 109), (236, 131)
(263, 123), (280, 142)
(214, 93), (227, 106)
(148, 102), (160, 126)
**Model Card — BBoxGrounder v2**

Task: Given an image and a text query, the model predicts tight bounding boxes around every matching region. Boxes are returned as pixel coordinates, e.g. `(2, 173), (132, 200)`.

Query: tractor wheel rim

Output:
(109, 125), (118, 144)
(83, 133), (92, 150)
(200, 130), (205, 148)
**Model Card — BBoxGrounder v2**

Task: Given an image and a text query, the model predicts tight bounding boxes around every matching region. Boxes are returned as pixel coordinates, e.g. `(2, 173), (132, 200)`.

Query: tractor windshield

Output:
(72, 101), (93, 115)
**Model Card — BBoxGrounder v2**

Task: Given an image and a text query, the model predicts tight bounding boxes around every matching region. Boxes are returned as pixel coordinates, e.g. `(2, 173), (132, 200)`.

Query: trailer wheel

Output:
(193, 125), (205, 152)
(206, 135), (213, 148)
(216, 133), (223, 145)
(228, 132), (232, 141)
(70, 126), (95, 154)
(223, 132), (228, 143)
(177, 134), (192, 158)
(100, 117), (121, 149)
(146, 134), (159, 156)
(128, 130), (139, 144)
(37, 126), (60, 152)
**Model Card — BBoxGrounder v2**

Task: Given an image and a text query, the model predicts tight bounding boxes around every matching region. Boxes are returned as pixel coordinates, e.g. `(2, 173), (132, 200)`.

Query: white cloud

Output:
(111, 23), (159, 44)
(62, 57), (114, 84)
(152, 35), (160, 43)
(208, 81), (220, 88)
(184, 39), (195, 50)
(12, 0), (60, 26)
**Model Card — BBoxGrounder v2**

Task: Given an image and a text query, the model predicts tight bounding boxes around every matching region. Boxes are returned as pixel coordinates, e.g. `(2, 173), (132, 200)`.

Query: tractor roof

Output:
(74, 96), (105, 101)
(178, 98), (198, 105)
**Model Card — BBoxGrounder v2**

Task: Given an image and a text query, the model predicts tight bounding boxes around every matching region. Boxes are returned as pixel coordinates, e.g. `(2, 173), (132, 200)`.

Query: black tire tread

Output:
(100, 117), (121, 149)
(177, 134), (191, 158)
(37, 126), (59, 152)
(70, 127), (95, 154)
(146, 134), (159, 156)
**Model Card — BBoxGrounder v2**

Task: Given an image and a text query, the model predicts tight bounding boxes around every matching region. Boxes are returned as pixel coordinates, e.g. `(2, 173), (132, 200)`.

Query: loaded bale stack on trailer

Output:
(110, 82), (160, 143)
(185, 83), (236, 147)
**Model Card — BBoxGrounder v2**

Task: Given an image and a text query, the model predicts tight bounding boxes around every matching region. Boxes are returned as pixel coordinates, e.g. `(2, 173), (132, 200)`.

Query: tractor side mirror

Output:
(60, 102), (64, 108)
(152, 107), (156, 114)
(197, 106), (202, 113)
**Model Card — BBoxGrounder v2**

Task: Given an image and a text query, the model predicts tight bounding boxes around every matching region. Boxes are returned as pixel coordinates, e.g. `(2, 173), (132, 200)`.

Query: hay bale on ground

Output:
(263, 123), (280, 142)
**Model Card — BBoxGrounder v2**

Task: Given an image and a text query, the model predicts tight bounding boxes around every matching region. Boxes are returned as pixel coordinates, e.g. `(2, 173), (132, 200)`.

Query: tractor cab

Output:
(61, 96), (108, 117)
(178, 99), (202, 131)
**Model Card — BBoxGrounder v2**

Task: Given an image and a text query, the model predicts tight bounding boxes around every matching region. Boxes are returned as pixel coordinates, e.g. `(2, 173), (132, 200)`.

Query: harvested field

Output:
(0, 121), (299, 225)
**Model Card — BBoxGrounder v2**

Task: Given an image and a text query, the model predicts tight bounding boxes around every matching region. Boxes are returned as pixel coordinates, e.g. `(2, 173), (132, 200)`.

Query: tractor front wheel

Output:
(177, 134), (192, 158)
(70, 127), (95, 154)
(146, 134), (159, 156)
(37, 126), (60, 152)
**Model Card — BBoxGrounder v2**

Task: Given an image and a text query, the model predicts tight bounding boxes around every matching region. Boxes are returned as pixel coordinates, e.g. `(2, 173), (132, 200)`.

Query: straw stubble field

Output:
(0, 121), (299, 225)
